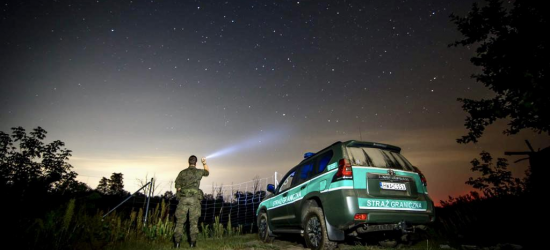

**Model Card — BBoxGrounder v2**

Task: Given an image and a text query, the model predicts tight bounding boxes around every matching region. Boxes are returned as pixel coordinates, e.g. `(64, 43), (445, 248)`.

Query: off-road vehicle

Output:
(256, 140), (435, 249)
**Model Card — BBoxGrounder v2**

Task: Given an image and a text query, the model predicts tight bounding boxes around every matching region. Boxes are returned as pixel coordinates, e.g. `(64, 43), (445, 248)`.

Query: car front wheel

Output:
(257, 211), (274, 243)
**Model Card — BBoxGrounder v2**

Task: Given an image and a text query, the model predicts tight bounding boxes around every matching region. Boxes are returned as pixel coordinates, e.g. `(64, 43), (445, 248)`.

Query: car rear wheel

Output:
(257, 211), (274, 243)
(303, 207), (336, 250)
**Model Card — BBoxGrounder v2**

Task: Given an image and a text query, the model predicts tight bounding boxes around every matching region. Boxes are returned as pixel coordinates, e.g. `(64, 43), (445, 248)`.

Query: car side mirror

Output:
(267, 184), (275, 193)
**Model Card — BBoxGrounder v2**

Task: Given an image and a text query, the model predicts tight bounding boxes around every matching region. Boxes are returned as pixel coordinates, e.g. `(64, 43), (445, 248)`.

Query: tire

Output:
(303, 207), (337, 250)
(379, 239), (398, 248)
(257, 211), (274, 243)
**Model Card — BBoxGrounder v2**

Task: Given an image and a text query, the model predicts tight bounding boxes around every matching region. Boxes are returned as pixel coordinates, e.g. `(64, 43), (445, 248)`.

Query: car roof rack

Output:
(299, 140), (402, 164)
(344, 140), (401, 153)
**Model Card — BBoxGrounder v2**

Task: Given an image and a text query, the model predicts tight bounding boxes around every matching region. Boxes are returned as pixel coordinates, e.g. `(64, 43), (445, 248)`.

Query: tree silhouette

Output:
(450, 0), (549, 143)
(0, 126), (82, 197)
(96, 173), (128, 196)
(97, 177), (109, 194)
(108, 173), (127, 196)
(466, 151), (526, 197)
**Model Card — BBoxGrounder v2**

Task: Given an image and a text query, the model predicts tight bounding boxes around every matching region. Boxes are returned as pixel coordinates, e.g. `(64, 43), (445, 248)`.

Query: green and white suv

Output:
(256, 140), (435, 249)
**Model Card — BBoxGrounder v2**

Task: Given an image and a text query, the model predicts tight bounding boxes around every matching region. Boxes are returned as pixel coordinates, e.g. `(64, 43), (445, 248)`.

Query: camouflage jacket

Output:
(175, 166), (209, 199)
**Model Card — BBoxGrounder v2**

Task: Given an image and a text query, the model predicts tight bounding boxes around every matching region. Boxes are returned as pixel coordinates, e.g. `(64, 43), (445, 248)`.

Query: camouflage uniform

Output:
(174, 165), (209, 243)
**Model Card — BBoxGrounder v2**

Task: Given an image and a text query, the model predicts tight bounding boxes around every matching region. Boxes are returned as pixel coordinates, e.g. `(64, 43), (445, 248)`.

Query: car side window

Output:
(296, 162), (314, 185)
(279, 171), (295, 193)
(317, 151), (334, 174)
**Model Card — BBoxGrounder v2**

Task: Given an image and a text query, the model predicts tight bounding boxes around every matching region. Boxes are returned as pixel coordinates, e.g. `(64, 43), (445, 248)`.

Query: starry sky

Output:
(1, 0), (547, 204)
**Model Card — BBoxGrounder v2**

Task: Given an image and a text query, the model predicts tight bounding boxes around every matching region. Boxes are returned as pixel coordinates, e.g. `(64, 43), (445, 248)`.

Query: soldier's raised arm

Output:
(201, 157), (210, 176)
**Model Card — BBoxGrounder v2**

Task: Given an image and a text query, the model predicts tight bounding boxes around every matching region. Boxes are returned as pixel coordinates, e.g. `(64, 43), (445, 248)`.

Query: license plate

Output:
(380, 182), (407, 191)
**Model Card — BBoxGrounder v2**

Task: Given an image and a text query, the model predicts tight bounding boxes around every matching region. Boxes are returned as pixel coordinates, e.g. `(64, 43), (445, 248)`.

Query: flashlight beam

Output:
(205, 130), (284, 159)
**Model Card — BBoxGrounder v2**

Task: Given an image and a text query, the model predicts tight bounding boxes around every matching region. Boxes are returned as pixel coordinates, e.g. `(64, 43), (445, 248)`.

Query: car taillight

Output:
(354, 213), (368, 221)
(413, 166), (427, 187)
(335, 159), (353, 179)
(421, 175), (427, 186)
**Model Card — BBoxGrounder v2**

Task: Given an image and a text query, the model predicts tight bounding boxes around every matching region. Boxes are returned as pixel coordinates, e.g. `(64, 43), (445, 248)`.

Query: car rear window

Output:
(346, 146), (414, 171)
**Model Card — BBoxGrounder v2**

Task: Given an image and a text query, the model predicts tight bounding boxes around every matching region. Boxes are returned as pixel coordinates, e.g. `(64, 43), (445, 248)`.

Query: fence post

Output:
(244, 186), (248, 227)
(144, 177), (153, 224)
(102, 180), (151, 219)
(212, 182), (216, 222)
(229, 184), (234, 226)
(237, 185), (241, 226)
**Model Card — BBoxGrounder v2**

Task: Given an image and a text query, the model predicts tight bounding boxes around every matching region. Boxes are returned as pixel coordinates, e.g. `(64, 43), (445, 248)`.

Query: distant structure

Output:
(504, 140), (549, 195)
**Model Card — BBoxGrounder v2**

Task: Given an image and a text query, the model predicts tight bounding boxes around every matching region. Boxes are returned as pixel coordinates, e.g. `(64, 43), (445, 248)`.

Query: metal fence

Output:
(101, 174), (278, 228)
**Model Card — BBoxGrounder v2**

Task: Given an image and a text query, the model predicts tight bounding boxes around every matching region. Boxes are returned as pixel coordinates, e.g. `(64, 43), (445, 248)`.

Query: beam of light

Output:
(205, 130), (285, 159)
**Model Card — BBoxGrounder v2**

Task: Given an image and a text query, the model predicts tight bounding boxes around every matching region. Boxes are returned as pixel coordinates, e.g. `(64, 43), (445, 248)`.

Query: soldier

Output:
(174, 155), (210, 248)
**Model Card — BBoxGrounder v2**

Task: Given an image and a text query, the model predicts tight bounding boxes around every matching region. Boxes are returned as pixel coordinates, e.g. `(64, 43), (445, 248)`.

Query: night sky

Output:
(1, 0), (547, 204)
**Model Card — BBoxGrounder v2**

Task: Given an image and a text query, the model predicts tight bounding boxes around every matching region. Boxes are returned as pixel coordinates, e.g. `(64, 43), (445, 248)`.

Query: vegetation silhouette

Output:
(0, 126), (87, 197)
(449, 0), (548, 200)
(450, 0), (549, 144)
(97, 173), (130, 196)
(436, 151), (531, 248)
(437, 1), (548, 247)
(0, 126), (89, 248)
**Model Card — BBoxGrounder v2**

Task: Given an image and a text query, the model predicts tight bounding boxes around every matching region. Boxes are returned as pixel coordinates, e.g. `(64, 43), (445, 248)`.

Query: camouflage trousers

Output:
(174, 197), (201, 242)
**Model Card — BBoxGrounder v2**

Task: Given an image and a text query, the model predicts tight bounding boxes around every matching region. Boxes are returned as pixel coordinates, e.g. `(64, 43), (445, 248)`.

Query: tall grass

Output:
(434, 193), (532, 248)
(23, 198), (244, 250)
(199, 215), (243, 240)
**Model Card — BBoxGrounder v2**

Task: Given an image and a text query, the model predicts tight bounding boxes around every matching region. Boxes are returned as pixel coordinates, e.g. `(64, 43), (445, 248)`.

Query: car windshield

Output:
(346, 146), (414, 171)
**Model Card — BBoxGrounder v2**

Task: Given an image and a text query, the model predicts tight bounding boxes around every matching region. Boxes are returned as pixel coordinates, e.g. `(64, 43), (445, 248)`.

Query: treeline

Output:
(1, 127), (90, 246)
(0, 127), (120, 249)
(0, 126), (137, 216)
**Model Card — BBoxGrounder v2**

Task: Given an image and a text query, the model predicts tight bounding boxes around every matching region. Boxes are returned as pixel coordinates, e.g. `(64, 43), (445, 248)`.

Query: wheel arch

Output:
(301, 194), (345, 242)
(301, 195), (323, 223)
(257, 206), (276, 240)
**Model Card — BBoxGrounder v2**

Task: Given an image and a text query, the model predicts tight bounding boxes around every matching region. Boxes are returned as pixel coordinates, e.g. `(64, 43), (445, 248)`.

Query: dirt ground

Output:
(239, 234), (438, 250)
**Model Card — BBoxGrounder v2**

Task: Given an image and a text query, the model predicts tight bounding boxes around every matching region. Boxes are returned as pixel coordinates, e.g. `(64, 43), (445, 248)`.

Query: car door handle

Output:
(300, 185), (307, 190)
(282, 193), (288, 197)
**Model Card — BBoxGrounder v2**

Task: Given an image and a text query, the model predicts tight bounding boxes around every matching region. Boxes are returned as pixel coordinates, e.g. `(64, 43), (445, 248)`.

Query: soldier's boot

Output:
(190, 241), (196, 248)
(173, 236), (181, 248)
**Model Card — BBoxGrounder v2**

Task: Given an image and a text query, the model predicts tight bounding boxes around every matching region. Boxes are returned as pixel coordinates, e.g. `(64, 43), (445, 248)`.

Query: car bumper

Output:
(322, 190), (435, 231)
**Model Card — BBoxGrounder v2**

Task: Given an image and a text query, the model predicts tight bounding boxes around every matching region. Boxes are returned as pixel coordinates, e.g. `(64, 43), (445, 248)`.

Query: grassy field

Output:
(14, 196), (527, 250)
(17, 198), (453, 250)
(105, 233), (450, 250)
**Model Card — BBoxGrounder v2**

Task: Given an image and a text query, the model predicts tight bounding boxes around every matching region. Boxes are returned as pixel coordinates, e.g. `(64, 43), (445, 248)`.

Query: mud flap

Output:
(267, 222), (276, 237)
(325, 216), (345, 241)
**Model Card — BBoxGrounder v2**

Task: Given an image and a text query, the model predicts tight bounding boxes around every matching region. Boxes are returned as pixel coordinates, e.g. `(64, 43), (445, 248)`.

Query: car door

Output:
(286, 151), (334, 227)
(286, 160), (314, 227)
(267, 168), (297, 229)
